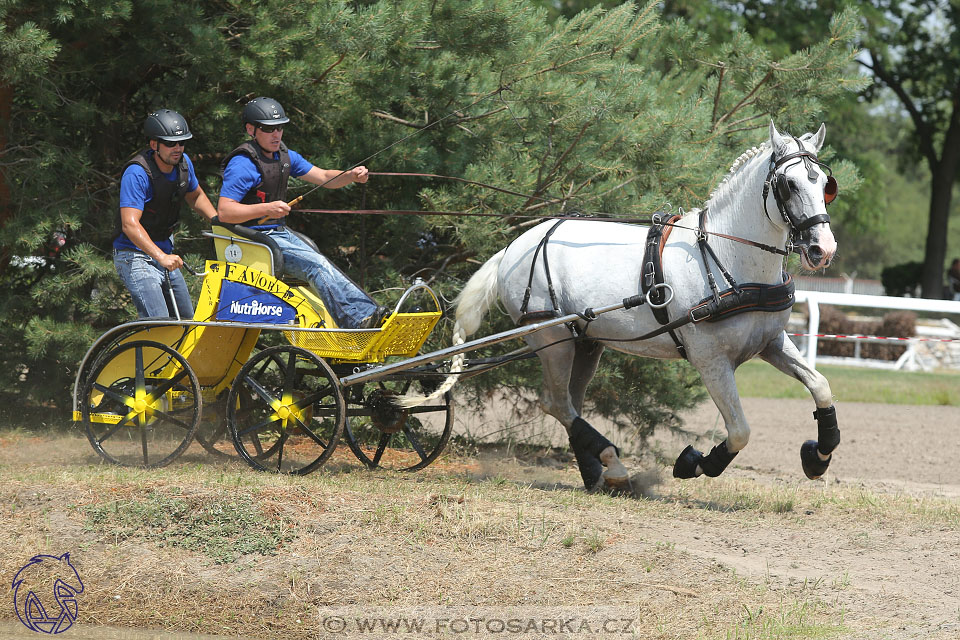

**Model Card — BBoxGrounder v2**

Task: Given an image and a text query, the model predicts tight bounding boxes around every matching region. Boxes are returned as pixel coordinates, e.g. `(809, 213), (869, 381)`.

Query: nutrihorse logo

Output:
(11, 553), (84, 634)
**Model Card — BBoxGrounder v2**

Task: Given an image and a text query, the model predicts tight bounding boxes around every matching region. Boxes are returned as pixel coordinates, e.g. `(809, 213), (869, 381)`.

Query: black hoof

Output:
(800, 440), (831, 479)
(673, 445), (703, 479)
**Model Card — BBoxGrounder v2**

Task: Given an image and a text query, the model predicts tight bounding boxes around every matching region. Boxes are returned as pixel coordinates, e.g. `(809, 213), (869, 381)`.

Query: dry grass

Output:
(2, 433), (958, 638)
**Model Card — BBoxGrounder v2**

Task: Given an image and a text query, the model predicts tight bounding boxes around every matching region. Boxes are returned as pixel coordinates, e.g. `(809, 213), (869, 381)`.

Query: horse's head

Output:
(765, 121), (838, 270)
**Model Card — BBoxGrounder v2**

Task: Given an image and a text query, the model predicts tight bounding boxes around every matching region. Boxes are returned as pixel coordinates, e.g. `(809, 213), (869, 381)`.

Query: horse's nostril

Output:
(808, 246), (824, 264)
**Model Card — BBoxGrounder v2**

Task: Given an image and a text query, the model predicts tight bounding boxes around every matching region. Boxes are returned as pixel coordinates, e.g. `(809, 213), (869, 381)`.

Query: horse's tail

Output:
(396, 249), (505, 409)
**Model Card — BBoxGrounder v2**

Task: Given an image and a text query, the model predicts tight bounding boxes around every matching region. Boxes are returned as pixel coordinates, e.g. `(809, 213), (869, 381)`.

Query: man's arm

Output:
(185, 186), (218, 222)
(217, 197), (290, 224)
(301, 165), (368, 189)
(119, 207), (182, 271)
(217, 154), (292, 223)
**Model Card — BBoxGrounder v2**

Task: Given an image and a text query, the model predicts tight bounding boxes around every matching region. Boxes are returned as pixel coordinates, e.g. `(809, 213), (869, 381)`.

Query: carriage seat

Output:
(204, 217), (337, 327)
(204, 217), (319, 285)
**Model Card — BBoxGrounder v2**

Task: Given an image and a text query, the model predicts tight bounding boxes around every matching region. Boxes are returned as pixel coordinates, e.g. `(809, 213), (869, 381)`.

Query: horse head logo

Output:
(11, 553), (84, 634)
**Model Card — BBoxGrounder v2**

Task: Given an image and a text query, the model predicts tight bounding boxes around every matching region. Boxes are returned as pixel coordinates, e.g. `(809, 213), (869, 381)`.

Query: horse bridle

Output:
(762, 137), (838, 244)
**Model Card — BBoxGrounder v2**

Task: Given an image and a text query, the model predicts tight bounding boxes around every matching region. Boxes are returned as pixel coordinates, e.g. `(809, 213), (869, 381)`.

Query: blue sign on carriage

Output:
(217, 281), (296, 324)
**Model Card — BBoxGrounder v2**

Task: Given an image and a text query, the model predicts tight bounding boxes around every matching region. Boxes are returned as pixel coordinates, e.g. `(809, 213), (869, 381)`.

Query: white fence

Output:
(794, 275), (885, 296)
(792, 290), (960, 371)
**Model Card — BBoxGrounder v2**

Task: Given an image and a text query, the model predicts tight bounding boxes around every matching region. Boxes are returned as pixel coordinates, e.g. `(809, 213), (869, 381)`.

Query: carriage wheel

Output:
(226, 345), (344, 475)
(193, 393), (232, 458)
(194, 349), (289, 459)
(344, 376), (453, 471)
(82, 340), (201, 468)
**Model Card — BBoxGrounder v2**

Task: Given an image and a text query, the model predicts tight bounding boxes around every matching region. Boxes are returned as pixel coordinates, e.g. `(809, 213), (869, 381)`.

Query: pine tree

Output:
(1, 1), (862, 442)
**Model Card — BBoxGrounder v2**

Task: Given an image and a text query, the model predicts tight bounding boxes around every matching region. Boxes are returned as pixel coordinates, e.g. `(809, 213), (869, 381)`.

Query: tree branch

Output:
(315, 52), (346, 85)
(712, 67), (775, 131)
(711, 62), (725, 125)
(868, 48), (937, 166)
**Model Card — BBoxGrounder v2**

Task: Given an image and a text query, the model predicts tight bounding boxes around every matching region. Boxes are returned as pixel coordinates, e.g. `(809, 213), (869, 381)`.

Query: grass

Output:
(1, 434), (956, 638)
(83, 489), (295, 564)
(735, 360), (960, 405)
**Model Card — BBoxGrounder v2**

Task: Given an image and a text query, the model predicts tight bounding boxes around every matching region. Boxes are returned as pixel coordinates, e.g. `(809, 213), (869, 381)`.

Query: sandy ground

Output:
(460, 396), (960, 639)
(1, 397), (959, 639)
(665, 398), (960, 639)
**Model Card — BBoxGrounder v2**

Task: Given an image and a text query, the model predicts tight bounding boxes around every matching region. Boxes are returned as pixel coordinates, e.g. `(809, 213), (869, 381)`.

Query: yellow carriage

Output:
(72, 221), (450, 474)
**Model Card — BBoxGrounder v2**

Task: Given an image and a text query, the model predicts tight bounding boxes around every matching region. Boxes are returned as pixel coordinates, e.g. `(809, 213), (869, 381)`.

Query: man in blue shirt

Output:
(217, 97), (386, 329)
(114, 109), (217, 318)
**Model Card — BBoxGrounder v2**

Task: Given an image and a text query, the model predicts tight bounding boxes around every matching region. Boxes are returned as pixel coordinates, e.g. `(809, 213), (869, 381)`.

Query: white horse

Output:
(408, 122), (841, 490)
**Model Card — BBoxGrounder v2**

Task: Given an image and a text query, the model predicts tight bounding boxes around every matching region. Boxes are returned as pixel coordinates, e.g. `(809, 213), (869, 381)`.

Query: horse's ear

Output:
(769, 121), (786, 154)
(811, 123), (826, 151)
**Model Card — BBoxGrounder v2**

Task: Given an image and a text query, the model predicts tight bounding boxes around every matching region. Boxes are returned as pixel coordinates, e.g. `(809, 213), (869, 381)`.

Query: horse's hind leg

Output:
(570, 341), (629, 488)
(526, 328), (620, 490)
(760, 332), (839, 479)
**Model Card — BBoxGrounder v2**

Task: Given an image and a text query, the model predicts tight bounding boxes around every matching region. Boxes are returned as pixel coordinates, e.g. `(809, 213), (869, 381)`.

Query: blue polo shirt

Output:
(114, 151), (200, 253)
(219, 148), (313, 229)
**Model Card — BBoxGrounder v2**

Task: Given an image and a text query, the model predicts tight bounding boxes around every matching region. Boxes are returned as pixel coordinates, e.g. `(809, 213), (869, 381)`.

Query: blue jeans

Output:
(114, 249), (194, 319)
(265, 228), (377, 328)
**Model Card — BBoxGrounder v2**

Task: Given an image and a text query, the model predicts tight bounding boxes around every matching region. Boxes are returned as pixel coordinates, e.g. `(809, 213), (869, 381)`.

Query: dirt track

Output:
(1, 398), (958, 639)
(664, 398), (960, 638)
(467, 396), (960, 638)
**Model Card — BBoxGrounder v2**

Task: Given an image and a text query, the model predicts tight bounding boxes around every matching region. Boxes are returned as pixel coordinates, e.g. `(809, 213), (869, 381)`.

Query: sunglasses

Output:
(257, 124), (284, 134)
(158, 140), (185, 148)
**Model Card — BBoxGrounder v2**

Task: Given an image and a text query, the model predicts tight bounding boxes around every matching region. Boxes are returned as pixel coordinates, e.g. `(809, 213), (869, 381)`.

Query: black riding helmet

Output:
(242, 97), (290, 127)
(144, 109), (193, 142)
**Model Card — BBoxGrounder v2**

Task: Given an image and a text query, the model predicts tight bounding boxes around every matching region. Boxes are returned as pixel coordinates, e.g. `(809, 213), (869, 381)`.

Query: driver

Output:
(217, 97), (387, 329)
(114, 109), (217, 318)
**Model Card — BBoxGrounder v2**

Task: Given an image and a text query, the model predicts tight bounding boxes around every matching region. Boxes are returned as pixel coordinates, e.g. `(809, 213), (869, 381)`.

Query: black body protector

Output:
(114, 149), (190, 242)
(222, 141), (291, 227)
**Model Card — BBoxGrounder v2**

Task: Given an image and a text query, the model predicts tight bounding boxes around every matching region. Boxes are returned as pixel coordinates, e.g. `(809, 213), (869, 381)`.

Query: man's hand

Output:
(351, 166), (369, 184)
(262, 199), (291, 219)
(157, 253), (184, 272)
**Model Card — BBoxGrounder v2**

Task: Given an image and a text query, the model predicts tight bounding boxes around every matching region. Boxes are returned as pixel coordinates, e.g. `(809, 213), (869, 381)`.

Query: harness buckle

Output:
(690, 304), (713, 323)
(643, 262), (655, 288)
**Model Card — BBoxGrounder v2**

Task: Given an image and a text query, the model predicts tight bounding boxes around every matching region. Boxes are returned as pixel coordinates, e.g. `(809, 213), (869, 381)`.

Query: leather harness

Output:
(517, 210), (796, 357)
(514, 141), (831, 355)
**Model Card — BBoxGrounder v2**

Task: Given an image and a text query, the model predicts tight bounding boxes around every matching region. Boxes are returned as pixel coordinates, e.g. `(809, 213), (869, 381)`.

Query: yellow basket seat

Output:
(200, 220), (444, 363)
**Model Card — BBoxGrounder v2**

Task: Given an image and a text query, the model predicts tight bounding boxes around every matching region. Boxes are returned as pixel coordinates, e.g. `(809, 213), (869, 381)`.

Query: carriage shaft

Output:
(338, 300), (629, 388)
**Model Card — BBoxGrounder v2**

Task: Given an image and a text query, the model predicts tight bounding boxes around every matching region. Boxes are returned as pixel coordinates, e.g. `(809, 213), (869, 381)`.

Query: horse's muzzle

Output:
(799, 225), (837, 270)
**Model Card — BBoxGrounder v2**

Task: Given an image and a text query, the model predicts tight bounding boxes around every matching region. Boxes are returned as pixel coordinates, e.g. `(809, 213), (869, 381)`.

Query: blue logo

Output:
(216, 281), (296, 324)
(12, 553), (84, 634)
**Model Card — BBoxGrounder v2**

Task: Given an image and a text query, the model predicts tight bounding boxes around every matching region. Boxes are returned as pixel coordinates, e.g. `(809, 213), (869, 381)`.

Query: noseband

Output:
(762, 137), (835, 243)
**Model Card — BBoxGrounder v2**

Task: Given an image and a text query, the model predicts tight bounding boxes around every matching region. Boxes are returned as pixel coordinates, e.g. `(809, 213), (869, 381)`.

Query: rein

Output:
(296, 170), (792, 257)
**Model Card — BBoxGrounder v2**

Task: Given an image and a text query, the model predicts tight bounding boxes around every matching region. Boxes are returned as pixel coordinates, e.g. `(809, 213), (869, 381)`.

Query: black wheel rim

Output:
(344, 377), (453, 471)
(82, 340), (201, 468)
(226, 346), (344, 475)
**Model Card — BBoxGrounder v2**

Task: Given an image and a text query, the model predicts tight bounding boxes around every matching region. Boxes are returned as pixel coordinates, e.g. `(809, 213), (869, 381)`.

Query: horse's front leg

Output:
(760, 332), (839, 479)
(673, 359), (749, 479)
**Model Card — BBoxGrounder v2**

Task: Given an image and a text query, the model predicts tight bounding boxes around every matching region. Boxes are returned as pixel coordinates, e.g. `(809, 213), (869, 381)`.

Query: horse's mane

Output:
(708, 140), (772, 201)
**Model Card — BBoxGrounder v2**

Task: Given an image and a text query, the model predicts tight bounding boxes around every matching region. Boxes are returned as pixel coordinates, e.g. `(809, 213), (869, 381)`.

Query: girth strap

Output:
(640, 213), (687, 357)
(689, 275), (795, 322)
(518, 219), (566, 324)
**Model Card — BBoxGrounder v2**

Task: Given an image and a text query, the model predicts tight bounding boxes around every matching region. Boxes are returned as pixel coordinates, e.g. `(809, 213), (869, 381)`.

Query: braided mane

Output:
(708, 141), (771, 200)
